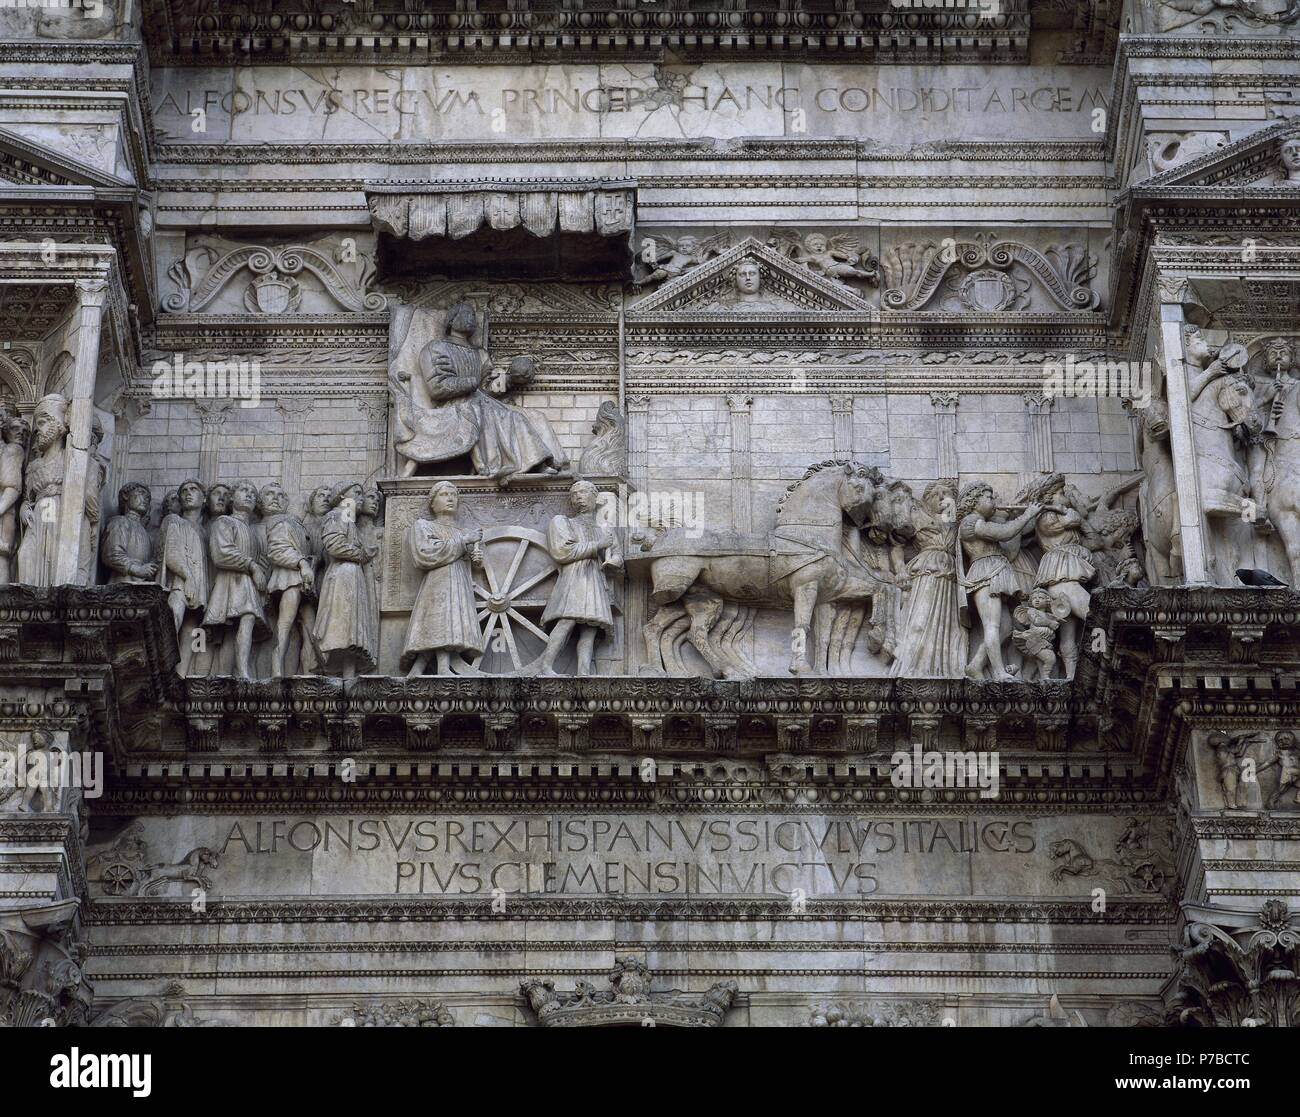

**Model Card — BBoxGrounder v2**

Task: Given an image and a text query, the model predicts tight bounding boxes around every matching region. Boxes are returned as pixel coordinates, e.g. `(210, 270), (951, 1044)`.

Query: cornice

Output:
(82, 895), (1172, 926)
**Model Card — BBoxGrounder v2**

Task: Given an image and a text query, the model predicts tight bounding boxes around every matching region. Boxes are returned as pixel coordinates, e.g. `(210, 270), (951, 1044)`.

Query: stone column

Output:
(277, 397), (315, 495)
(728, 394), (753, 533)
(359, 396), (388, 480)
(1022, 393), (1055, 478)
(196, 398), (233, 487)
(930, 392), (958, 478)
(1158, 290), (1210, 584)
(830, 396), (855, 460)
(624, 395), (651, 673)
(53, 278), (107, 586)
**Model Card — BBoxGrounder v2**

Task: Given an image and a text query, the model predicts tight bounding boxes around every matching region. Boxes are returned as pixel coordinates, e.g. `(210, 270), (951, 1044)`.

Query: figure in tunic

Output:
(1022, 472), (1097, 681)
(402, 481), (485, 677)
(0, 415), (28, 585)
(891, 481), (967, 679)
(260, 482), (318, 678)
(957, 481), (1041, 681)
(313, 481), (378, 678)
(79, 417), (108, 586)
(16, 393), (70, 587)
(101, 482), (158, 584)
(158, 478), (209, 676)
(203, 480), (268, 680)
(532, 480), (621, 676)
(390, 300), (568, 482)
(303, 485), (332, 583)
(199, 482), (233, 676)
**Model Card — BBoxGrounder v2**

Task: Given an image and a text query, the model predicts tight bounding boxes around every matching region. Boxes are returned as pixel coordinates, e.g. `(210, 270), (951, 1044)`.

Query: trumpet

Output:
(996, 503), (1068, 516)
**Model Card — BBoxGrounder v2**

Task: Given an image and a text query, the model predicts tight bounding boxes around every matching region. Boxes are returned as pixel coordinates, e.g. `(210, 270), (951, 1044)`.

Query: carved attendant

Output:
(16, 393), (70, 587)
(1022, 472), (1096, 681)
(79, 416), (108, 585)
(957, 482), (1041, 681)
(203, 480), (268, 680)
(402, 481), (485, 677)
(260, 482), (318, 677)
(101, 482), (159, 584)
(158, 479), (209, 676)
(533, 480), (621, 676)
(0, 415), (28, 584)
(313, 481), (378, 678)
(891, 481), (965, 679)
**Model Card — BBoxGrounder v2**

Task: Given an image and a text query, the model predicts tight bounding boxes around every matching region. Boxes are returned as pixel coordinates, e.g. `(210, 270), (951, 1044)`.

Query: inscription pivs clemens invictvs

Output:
(219, 815), (1037, 897)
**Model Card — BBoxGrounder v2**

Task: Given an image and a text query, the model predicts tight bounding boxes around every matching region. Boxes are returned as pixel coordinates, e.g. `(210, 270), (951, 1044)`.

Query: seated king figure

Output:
(392, 300), (570, 482)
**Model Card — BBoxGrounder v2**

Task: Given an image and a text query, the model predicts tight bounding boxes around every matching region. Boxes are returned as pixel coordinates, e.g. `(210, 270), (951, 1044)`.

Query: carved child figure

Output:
(1206, 730), (1260, 810)
(402, 481), (485, 677)
(1267, 730), (1300, 809)
(1011, 588), (1061, 681)
(531, 480), (621, 677)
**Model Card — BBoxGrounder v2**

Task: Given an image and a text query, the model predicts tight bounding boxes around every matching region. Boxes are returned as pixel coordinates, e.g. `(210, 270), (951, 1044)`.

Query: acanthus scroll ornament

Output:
(880, 235), (1099, 312)
(165, 244), (388, 314)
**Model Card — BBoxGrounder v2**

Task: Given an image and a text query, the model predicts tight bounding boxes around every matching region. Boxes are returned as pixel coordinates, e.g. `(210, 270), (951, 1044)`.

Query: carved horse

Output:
(1136, 400), (1182, 583)
(1190, 369), (1256, 521)
(633, 461), (886, 677)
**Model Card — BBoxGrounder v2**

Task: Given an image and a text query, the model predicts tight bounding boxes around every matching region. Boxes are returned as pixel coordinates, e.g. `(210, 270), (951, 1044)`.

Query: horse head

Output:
(1141, 398), (1170, 441)
(1214, 372), (1255, 430)
(838, 463), (884, 528)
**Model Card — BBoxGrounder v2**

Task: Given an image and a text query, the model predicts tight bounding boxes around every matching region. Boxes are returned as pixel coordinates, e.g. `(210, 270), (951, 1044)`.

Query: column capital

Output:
(74, 277), (110, 308)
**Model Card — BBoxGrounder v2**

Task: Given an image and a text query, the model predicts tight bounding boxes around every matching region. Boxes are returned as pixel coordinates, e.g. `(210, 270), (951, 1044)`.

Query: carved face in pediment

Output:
(1282, 139), (1300, 182)
(627, 237), (875, 316)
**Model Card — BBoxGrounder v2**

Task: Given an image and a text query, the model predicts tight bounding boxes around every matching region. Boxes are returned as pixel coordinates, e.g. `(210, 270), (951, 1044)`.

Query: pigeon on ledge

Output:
(1236, 568), (1288, 588)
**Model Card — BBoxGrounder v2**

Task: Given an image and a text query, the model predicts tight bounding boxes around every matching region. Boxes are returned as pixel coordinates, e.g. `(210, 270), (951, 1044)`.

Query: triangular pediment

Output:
(627, 237), (875, 317)
(1139, 120), (1300, 193)
(0, 125), (127, 189)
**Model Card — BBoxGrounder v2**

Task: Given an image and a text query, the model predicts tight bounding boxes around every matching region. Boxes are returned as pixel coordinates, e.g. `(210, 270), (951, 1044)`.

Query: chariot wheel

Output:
(100, 861), (138, 896)
(1131, 861), (1166, 894)
(472, 526), (558, 673)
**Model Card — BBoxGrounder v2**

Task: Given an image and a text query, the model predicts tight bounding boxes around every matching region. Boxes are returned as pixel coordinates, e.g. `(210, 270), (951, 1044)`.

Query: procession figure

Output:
(1206, 731), (1259, 810)
(158, 479), (209, 676)
(201, 482), (233, 675)
(359, 485), (385, 616)
(203, 480), (268, 680)
(16, 393), (70, 587)
(891, 481), (966, 679)
(313, 481), (379, 678)
(1020, 472), (1096, 681)
(260, 482), (318, 677)
(303, 484), (332, 582)
(390, 300), (568, 483)
(79, 416), (108, 585)
(532, 480), (621, 676)
(402, 481), (485, 677)
(101, 482), (158, 584)
(957, 482), (1041, 681)
(0, 415), (28, 584)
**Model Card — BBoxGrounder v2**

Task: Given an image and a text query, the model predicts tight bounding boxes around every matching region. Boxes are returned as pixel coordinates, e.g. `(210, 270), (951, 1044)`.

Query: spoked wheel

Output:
(472, 526), (557, 673)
